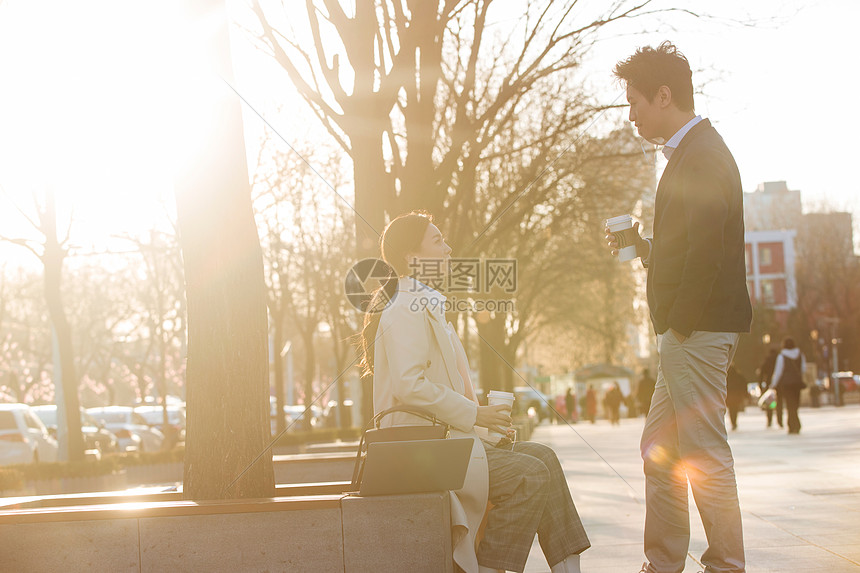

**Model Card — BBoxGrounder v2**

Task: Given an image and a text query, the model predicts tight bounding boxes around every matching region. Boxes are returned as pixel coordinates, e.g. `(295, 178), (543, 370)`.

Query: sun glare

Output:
(0, 0), (190, 253)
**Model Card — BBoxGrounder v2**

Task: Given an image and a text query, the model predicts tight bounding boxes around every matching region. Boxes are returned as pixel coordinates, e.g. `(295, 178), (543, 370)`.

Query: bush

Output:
(273, 427), (362, 447)
(108, 447), (185, 467)
(1, 428), (366, 487)
(0, 467), (24, 492)
(9, 456), (122, 481)
(0, 447), (186, 485)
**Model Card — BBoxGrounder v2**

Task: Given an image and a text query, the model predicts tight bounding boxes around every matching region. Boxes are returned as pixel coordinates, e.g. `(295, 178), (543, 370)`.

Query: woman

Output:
(769, 337), (806, 434)
(359, 212), (589, 573)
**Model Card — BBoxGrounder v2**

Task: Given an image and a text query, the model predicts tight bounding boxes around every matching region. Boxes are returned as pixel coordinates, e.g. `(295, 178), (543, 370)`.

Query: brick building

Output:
(744, 230), (797, 321)
(743, 181), (801, 326)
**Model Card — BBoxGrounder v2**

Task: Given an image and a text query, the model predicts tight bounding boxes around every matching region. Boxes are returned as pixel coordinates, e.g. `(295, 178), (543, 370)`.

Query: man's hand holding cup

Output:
(605, 214), (649, 262)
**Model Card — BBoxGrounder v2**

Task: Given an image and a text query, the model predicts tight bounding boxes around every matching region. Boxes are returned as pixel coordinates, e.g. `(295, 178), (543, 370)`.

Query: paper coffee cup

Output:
(606, 214), (637, 262)
(487, 390), (515, 443)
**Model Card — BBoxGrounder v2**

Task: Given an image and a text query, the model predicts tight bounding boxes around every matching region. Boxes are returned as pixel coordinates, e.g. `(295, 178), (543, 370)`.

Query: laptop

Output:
(358, 438), (473, 496)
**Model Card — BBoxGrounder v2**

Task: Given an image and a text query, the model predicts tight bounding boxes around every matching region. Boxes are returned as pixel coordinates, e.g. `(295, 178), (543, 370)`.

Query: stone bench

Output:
(305, 440), (361, 454)
(273, 451), (357, 484)
(0, 488), (453, 572)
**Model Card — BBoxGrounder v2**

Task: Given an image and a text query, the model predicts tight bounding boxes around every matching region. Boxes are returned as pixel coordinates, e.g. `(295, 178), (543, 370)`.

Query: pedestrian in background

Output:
(758, 348), (782, 428)
(564, 387), (577, 422)
(584, 386), (597, 424)
(769, 338), (806, 435)
(604, 382), (623, 426)
(625, 393), (638, 419)
(809, 379), (822, 408)
(726, 364), (748, 431)
(636, 369), (657, 416)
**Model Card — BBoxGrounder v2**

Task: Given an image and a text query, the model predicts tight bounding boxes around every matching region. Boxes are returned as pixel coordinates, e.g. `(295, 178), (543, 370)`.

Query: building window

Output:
(759, 246), (772, 267)
(771, 279), (787, 305)
(762, 280), (775, 305)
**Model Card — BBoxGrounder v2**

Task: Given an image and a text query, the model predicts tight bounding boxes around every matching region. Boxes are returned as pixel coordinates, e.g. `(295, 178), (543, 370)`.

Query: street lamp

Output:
(809, 329), (821, 375)
(822, 318), (841, 406)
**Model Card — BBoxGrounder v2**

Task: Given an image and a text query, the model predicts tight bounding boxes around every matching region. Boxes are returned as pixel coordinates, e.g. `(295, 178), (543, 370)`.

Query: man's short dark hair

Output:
(614, 41), (694, 112)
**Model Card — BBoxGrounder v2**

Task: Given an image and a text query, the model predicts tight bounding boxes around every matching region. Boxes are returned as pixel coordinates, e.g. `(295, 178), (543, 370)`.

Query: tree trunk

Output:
(176, 0), (274, 500)
(477, 313), (512, 394)
(271, 310), (286, 436)
(301, 329), (316, 432)
(349, 125), (387, 429)
(42, 190), (85, 462)
(400, 0), (444, 216)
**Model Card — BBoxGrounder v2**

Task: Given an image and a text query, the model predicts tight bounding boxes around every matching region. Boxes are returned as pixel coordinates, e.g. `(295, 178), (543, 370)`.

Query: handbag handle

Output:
(369, 405), (447, 430)
(350, 405), (449, 491)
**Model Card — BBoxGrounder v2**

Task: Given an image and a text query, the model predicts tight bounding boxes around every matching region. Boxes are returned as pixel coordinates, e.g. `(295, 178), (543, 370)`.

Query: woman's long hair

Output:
(357, 211), (433, 377)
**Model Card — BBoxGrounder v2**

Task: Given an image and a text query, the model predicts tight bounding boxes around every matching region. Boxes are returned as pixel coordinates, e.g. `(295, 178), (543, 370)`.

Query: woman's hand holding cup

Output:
(476, 404), (512, 435)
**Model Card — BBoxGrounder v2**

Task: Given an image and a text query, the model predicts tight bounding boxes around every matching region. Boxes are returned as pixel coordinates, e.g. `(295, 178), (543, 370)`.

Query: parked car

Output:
(134, 405), (186, 448)
(324, 399), (355, 428)
(86, 407), (164, 452)
(0, 403), (59, 465)
(284, 405), (324, 430)
(31, 405), (120, 454)
(831, 372), (858, 393)
(269, 399), (326, 435)
(513, 387), (553, 423)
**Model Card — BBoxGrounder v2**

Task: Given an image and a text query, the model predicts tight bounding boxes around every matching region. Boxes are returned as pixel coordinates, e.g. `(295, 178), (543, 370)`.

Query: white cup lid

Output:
(605, 214), (632, 226)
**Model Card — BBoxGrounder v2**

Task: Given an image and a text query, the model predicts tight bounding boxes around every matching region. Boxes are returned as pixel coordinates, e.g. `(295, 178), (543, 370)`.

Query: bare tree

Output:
(0, 268), (54, 404)
(247, 1), (698, 236)
(119, 229), (188, 446)
(175, 0), (273, 499)
(246, 1), (685, 407)
(0, 189), (86, 460)
(253, 138), (354, 432)
(464, 120), (654, 390)
(794, 211), (860, 372)
(66, 259), (144, 406)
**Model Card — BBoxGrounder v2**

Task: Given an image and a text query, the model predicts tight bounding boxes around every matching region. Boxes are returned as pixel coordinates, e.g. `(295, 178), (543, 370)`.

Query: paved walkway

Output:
(522, 404), (860, 572)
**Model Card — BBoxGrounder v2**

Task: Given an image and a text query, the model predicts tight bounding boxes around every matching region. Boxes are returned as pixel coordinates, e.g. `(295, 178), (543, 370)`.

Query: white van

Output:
(0, 403), (59, 465)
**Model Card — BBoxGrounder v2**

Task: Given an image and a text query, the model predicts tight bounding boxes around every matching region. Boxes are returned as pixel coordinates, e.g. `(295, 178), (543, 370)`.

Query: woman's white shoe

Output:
(550, 553), (582, 573)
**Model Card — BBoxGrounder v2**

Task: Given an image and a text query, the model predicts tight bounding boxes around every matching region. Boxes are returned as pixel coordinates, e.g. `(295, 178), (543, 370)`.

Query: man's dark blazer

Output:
(647, 118), (752, 337)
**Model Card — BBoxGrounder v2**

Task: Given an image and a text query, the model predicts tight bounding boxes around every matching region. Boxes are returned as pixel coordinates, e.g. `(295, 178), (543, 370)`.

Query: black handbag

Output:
(350, 406), (450, 491)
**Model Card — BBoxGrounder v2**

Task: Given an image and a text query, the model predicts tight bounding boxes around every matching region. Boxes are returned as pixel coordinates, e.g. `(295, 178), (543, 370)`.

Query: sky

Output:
(0, 0), (857, 268)
(580, 0), (860, 214)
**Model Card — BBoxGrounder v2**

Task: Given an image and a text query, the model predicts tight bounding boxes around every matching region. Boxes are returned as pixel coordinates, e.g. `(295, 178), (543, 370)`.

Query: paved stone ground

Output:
(522, 404), (860, 572)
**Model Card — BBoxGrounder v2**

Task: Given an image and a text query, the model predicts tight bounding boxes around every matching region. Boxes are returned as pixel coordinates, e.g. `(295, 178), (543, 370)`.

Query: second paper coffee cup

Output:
(487, 390), (515, 444)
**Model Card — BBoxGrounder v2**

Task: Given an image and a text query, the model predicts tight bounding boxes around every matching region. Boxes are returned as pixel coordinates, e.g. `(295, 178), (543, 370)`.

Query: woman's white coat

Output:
(373, 278), (489, 573)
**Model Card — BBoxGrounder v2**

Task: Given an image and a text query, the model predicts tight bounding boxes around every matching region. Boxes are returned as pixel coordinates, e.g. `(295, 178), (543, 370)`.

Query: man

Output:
(757, 348), (782, 427)
(565, 387), (577, 422)
(606, 42), (752, 573)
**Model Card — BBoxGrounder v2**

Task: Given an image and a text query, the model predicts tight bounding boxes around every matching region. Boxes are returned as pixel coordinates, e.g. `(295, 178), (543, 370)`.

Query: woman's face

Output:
(406, 223), (452, 278)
